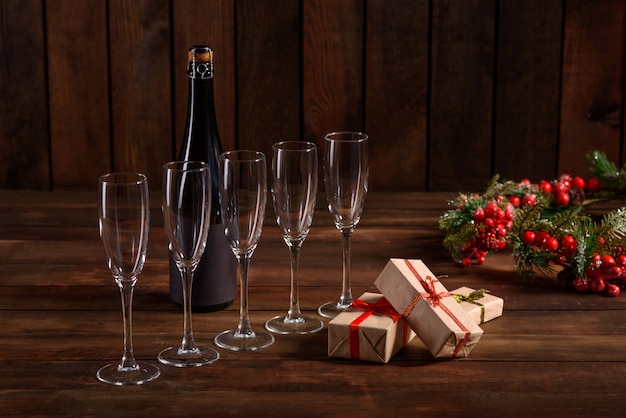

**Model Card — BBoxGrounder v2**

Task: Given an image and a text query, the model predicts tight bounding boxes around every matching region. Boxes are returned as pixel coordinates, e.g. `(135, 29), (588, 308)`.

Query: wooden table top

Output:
(1, 189), (625, 417)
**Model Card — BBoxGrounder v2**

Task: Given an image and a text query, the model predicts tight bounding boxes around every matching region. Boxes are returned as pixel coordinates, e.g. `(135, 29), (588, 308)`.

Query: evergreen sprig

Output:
(586, 150), (626, 193)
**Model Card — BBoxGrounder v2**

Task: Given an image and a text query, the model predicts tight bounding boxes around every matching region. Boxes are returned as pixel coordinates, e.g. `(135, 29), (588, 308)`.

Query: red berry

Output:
(602, 255), (616, 268)
(473, 208), (485, 224)
(504, 207), (515, 221)
(607, 266), (623, 279)
(539, 181), (552, 194)
(521, 231), (536, 246)
(591, 253), (602, 263)
(535, 231), (550, 245)
(586, 177), (602, 193)
(476, 255), (486, 265)
(462, 257), (472, 268)
(561, 235), (577, 252)
(573, 277), (589, 292)
(590, 278), (606, 293)
(553, 182), (569, 194)
(559, 174), (572, 183)
(607, 284), (621, 297)
(543, 237), (559, 252)
(571, 176), (585, 189)
(484, 202), (499, 219)
(522, 193), (537, 206)
(554, 192), (570, 206)
(616, 254), (626, 268)
(598, 236), (605, 246)
(508, 195), (520, 207)
(585, 266), (600, 279)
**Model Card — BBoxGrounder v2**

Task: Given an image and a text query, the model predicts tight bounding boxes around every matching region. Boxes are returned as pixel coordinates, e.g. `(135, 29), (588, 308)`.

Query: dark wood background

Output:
(1, 0), (624, 192)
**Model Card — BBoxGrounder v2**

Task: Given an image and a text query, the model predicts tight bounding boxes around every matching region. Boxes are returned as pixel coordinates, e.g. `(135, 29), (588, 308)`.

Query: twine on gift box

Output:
(403, 259), (471, 358)
(452, 289), (490, 324)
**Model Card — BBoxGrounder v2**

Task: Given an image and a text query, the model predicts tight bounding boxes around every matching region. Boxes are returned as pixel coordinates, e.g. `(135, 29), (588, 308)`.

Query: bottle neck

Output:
(188, 77), (216, 119)
(180, 74), (223, 223)
(180, 76), (221, 161)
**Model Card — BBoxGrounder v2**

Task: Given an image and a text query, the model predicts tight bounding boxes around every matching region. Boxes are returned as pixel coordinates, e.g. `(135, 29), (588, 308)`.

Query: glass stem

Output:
(179, 265), (197, 352)
(118, 280), (138, 370)
(236, 254), (254, 337)
(339, 229), (353, 307)
(286, 243), (303, 320)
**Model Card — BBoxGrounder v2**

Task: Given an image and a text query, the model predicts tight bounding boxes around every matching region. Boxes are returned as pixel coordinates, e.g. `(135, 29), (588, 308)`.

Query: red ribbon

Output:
(403, 259), (471, 358)
(349, 296), (403, 360)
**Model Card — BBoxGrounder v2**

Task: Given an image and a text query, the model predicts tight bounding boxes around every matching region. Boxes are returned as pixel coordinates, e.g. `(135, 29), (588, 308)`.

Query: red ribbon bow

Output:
(403, 259), (470, 358)
(351, 297), (402, 322)
(349, 296), (405, 360)
(401, 274), (451, 316)
(420, 275), (451, 307)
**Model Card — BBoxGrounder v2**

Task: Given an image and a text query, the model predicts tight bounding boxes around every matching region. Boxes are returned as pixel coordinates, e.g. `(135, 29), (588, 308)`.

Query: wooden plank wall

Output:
(1, 0), (624, 192)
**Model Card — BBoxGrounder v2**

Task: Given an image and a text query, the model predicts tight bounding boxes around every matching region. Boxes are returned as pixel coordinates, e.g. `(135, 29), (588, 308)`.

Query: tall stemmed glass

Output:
(97, 173), (160, 385)
(265, 141), (324, 334)
(158, 161), (220, 367)
(214, 150), (275, 351)
(317, 132), (369, 319)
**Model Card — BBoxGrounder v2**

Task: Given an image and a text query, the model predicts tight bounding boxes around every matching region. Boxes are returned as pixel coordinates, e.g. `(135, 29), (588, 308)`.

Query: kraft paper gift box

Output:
(374, 258), (483, 358)
(451, 286), (504, 325)
(328, 292), (416, 363)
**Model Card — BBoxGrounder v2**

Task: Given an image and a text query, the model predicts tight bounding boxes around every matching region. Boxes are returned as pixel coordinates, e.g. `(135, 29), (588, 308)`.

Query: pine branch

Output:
(571, 218), (598, 278)
(585, 150), (626, 192)
(599, 207), (626, 247)
(509, 201), (545, 236)
(547, 206), (584, 238)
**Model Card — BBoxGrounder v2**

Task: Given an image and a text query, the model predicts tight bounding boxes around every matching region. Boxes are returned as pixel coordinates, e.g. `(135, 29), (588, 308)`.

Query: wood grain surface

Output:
(2, 1), (626, 191)
(1, 189), (625, 417)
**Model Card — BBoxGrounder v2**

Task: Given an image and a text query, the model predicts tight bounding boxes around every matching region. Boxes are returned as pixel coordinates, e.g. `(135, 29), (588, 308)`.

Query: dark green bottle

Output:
(169, 45), (237, 311)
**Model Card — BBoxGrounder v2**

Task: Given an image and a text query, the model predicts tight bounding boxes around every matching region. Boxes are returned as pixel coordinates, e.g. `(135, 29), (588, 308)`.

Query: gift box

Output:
(451, 286), (504, 325)
(328, 292), (416, 363)
(374, 258), (483, 358)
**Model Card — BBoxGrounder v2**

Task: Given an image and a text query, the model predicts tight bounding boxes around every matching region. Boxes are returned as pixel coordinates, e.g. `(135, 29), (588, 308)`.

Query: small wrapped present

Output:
(451, 286), (504, 325)
(374, 258), (483, 358)
(328, 292), (416, 363)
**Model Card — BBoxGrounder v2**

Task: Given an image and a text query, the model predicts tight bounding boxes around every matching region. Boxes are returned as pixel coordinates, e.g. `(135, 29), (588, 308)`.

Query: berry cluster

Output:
(438, 150), (626, 297)
(520, 230), (560, 252)
(519, 230), (626, 296)
(461, 200), (514, 267)
(517, 174), (602, 208)
(572, 252), (626, 297)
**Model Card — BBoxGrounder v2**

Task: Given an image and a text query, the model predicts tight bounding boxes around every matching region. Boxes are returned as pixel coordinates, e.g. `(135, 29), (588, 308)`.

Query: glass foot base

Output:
(265, 315), (324, 335)
(157, 345), (220, 368)
(317, 301), (351, 319)
(214, 329), (275, 352)
(96, 362), (160, 386)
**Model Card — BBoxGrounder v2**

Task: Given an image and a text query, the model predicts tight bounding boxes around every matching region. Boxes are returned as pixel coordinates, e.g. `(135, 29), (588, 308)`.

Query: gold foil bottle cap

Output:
(187, 45), (213, 79)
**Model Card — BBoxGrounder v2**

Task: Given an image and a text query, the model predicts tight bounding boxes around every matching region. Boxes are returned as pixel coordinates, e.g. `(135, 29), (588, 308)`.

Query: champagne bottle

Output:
(169, 45), (237, 311)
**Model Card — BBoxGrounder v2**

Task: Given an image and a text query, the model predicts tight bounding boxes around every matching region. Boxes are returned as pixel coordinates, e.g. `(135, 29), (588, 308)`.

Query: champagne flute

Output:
(158, 161), (220, 367)
(97, 172), (160, 385)
(265, 141), (324, 334)
(214, 150), (275, 351)
(317, 132), (369, 319)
